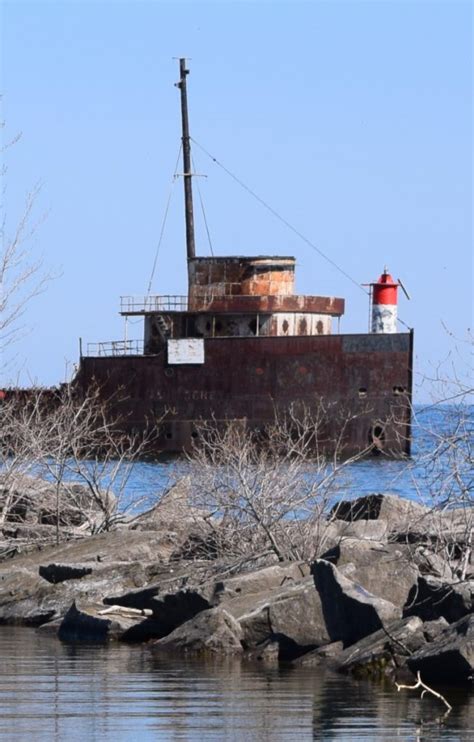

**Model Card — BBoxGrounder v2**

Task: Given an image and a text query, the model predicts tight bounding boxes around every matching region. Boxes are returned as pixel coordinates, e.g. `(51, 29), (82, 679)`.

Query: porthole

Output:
(393, 386), (405, 395)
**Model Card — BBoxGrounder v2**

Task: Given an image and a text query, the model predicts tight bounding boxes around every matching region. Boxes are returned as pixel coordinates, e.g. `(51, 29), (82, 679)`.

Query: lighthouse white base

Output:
(372, 304), (397, 334)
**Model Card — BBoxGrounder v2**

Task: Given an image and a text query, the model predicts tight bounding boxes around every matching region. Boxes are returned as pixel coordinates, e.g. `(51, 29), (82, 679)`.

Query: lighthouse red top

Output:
(371, 269), (399, 306)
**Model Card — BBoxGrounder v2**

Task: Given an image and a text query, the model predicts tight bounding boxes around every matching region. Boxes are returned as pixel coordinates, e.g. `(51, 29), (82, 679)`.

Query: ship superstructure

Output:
(74, 60), (413, 456)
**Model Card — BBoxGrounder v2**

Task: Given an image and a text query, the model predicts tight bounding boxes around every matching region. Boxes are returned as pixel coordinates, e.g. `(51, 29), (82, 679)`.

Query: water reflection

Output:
(0, 627), (472, 740)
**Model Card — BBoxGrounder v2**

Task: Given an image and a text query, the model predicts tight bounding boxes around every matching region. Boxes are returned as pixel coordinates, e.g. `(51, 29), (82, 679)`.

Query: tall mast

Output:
(177, 58), (196, 260)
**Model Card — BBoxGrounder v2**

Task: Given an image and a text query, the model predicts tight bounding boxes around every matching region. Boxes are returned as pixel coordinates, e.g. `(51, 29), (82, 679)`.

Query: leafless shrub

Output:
(0, 384), (158, 546)
(404, 333), (473, 581)
(184, 404), (369, 569)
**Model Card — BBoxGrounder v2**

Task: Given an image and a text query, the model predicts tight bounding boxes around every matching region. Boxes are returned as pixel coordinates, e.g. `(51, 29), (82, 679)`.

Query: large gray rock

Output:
(153, 606), (243, 655)
(102, 559), (221, 638)
(407, 614), (474, 684)
(312, 559), (401, 647)
(292, 641), (344, 667)
(131, 477), (200, 531)
(211, 562), (310, 604)
(229, 577), (331, 656)
(331, 494), (429, 529)
(422, 617), (450, 642)
(0, 529), (196, 626)
(415, 507), (474, 548)
(412, 547), (454, 580)
(0, 567), (60, 626)
(123, 589), (210, 638)
(322, 519), (390, 546)
(101, 562), (312, 647)
(403, 576), (474, 623)
(130, 477), (216, 559)
(58, 601), (160, 642)
(330, 495), (473, 558)
(0, 558), (156, 626)
(336, 616), (426, 678)
(13, 528), (179, 566)
(320, 539), (419, 608)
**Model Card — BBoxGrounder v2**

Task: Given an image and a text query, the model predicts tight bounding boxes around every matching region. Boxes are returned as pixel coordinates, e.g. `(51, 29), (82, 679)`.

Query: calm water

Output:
(118, 405), (473, 512)
(0, 627), (473, 741)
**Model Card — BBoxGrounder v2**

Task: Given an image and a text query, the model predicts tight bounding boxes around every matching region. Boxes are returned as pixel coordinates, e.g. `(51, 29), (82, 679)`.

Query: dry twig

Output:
(395, 670), (452, 712)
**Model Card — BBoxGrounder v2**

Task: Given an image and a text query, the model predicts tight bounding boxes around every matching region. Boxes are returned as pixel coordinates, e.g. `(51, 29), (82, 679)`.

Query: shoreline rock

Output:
(0, 490), (472, 687)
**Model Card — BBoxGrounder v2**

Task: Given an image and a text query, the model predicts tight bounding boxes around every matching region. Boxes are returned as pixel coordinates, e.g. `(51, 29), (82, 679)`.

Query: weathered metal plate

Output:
(168, 338), (205, 365)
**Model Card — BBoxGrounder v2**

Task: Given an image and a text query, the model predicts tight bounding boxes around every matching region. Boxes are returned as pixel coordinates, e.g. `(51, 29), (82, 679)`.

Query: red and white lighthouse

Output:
(370, 268), (399, 334)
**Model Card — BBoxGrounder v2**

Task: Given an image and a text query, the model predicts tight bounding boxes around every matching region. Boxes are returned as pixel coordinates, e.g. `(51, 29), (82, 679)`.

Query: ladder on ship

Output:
(155, 313), (171, 340)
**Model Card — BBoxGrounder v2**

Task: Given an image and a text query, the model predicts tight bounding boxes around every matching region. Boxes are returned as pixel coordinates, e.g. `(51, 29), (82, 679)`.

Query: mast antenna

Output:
(175, 57), (196, 260)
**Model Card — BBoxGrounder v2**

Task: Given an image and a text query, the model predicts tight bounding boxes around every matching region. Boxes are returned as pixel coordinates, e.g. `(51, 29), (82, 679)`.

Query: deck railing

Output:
(85, 339), (144, 357)
(120, 295), (188, 313)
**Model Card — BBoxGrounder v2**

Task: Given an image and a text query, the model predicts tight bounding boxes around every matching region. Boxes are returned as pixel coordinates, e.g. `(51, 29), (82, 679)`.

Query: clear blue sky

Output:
(1, 0), (472, 401)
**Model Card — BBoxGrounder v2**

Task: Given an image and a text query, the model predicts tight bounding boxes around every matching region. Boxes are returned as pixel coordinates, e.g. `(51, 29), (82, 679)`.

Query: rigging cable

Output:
(192, 153), (214, 256)
(146, 144), (182, 296)
(191, 137), (369, 296)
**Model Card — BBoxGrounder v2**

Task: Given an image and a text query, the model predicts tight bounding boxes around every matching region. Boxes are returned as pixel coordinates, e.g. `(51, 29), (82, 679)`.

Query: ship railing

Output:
(85, 339), (144, 357)
(120, 295), (188, 313)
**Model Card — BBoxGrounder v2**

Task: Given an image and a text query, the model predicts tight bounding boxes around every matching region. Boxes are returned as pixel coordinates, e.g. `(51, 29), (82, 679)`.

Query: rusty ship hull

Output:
(75, 330), (413, 456)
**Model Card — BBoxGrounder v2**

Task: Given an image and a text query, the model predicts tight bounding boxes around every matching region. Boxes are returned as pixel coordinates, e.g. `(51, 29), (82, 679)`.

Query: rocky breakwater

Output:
(0, 483), (472, 688)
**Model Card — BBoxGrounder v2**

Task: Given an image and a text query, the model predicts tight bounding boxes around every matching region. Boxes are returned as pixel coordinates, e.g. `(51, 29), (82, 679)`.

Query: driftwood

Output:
(395, 670), (452, 712)
(97, 605), (153, 618)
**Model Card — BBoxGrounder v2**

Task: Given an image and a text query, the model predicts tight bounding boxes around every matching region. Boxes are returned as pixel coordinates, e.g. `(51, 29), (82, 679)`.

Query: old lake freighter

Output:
(74, 60), (414, 457)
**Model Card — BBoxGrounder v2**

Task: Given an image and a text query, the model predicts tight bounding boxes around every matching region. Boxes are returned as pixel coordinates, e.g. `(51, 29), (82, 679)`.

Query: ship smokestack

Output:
(370, 268), (399, 333)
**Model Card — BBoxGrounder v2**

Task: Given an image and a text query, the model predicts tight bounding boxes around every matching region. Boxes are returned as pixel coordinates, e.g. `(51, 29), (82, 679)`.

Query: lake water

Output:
(1, 627), (473, 741)
(1, 405), (472, 740)
(117, 405), (473, 514)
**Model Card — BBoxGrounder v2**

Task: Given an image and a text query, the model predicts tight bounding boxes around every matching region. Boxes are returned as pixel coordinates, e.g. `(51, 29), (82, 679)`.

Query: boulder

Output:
(130, 477), (216, 559)
(293, 641), (344, 667)
(101, 558), (221, 638)
(226, 576), (331, 655)
(403, 576), (473, 623)
(322, 519), (389, 546)
(0, 529), (194, 626)
(331, 494), (429, 536)
(152, 589), (211, 626)
(153, 606), (243, 655)
(131, 477), (199, 530)
(0, 567), (60, 626)
(407, 614), (474, 684)
(312, 559), (401, 647)
(413, 547), (454, 580)
(320, 539), (419, 608)
(58, 600), (160, 642)
(0, 558), (159, 627)
(243, 638), (280, 665)
(211, 562), (310, 604)
(422, 508), (474, 547)
(422, 617), (449, 642)
(336, 616), (425, 678)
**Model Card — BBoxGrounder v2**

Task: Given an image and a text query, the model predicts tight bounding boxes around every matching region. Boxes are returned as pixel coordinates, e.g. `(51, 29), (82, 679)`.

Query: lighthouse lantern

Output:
(370, 268), (399, 334)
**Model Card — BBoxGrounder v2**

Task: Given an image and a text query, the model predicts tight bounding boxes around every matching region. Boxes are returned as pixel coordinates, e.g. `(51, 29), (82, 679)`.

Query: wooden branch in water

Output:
(395, 671), (452, 712)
